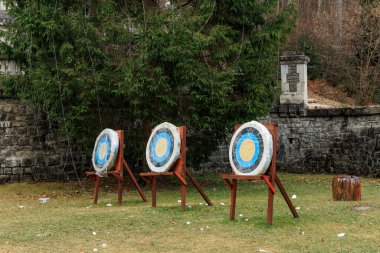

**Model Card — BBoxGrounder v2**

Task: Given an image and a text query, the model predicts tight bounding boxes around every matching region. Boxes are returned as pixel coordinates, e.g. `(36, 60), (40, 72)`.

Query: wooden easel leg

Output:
(180, 183), (186, 211)
(267, 186), (274, 225)
(151, 177), (157, 208)
(275, 176), (299, 218)
(185, 170), (213, 206)
(94, 175), (100, 204)
(123, 160), (148, 202)
(117, 177), (123, 206)
(230, 179), (237, 220)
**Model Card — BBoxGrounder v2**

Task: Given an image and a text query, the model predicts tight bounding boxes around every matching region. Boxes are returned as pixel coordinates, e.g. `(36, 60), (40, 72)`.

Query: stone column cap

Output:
(280, 51), (310, 64)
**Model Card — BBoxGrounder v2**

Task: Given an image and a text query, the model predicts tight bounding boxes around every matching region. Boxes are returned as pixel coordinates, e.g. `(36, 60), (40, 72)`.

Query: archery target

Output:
(229, 121), (273, 176)
(146, 122), (181, 172)
(92, 128), (119, 177)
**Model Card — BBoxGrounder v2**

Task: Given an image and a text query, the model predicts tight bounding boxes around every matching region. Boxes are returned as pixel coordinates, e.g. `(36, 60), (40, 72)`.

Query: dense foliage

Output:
(0, 0), (296, 168)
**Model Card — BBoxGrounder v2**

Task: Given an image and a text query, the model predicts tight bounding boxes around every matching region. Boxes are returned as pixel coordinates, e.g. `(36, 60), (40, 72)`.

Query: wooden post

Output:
(230, 179), (237, 220)
(332, 175), (361, 201)
(94, 175), (100, 204)
(181, 183), (186, 211)
(152, 177), (157, 207)
(275, 176), (299, 218)
(180, 126), (187, 211)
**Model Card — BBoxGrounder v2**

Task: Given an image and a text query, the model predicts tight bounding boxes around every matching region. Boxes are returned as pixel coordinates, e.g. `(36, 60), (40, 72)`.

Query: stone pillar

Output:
(279, 51), (310, 116)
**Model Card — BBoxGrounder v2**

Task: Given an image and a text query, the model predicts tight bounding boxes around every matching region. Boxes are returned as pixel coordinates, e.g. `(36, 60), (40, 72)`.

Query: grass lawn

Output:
(0, 173), (379, 253)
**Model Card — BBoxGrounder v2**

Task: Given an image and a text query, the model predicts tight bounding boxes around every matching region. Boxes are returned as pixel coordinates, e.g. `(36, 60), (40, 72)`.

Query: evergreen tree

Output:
(0, 0), (296, 168)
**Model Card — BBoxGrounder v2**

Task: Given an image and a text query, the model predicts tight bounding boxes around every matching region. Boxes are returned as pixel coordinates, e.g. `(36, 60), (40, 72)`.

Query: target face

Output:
(229, 121), (273, 176)
(146, 122), (181, 172)
(92, 129), (119, 176)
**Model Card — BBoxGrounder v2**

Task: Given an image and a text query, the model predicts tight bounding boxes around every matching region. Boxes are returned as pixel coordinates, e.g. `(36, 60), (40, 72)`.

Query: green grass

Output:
(0, 173), (379, 253)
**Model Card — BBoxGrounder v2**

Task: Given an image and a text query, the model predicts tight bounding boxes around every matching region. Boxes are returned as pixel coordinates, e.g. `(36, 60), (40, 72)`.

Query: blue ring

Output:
(95, 137), (110, 165)
(151, 132), (172, 163)
(235, 133), (260, 168)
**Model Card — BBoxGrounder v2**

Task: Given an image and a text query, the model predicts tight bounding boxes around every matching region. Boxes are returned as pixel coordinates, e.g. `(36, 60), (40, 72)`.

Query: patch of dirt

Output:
(351, 206), (375, 211)
(308, 79), (356, 108)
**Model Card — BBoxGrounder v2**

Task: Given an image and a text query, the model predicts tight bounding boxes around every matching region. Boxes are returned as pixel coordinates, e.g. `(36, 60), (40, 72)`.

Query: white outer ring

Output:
(92, 128), (119, 177)
(229, 121), (273, 176)
(146, 122), (181, 173)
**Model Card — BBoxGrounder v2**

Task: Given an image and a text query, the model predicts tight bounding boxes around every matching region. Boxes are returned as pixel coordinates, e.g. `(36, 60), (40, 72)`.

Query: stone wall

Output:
(202, 106), (380, 178)
(0, 99), (84, 183)
(2, 97), (379, 182)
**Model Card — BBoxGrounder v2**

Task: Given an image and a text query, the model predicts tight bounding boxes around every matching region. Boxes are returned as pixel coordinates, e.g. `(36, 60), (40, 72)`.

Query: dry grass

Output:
(0, 173), (379, 253)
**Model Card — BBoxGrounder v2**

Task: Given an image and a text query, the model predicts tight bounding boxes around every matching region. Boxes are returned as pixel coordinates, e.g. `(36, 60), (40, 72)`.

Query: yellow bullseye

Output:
(98, 142), (107, 160)
(239, 139), (255, 162)
(155, 138), (168, 157)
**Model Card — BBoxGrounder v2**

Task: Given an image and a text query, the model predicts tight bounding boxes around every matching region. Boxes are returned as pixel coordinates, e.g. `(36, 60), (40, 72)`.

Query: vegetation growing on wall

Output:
(0, 0), (296, 168)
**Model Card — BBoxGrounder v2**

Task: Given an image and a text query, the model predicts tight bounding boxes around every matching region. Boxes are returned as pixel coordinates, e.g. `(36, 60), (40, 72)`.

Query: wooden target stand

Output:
(86, 130), (148, 206)
(221, 123), (299, 225)
(140, 126), (213, 211)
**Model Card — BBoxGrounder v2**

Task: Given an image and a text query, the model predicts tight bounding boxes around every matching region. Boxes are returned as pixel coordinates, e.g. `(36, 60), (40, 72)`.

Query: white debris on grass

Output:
(93, 248), (98, 252)
(102, 243), (107, 248)
(338, 233), (345, 238)
(239, 214), (243, 217)
(200, 228), (204, 231)
(258, 249), (269, 253)
(188, 205), (192, 208)
(106, 203), (112, 207)
(199, 203), (203, 205)
(18, 206), (26, 208)
(292, 194), (297, 199)
(220, 202), (225, 206)
(296, 207), (301, 210)
(177, 200), (181, 203)
(245, 219), (249, 221)
(186, 221), (191, 225)
(92, 231), (97, 236)
(38, 198), (50, 203)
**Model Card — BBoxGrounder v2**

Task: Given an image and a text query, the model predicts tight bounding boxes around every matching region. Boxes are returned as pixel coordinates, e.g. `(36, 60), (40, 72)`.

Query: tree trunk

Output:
(317, 0), (322, 17)
(334, 0), (343, 58)
(332, 175), (361, 201)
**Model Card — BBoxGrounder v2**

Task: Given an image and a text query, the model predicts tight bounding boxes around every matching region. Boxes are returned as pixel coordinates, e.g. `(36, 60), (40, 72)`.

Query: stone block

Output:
(12, 167), (23, 174)
(0, 121), (12, 128)
(47, 155), (60, 166)
(17, 138), (30, 146)
(24, 167), (33, 174)
(20, 157), (35, 167)
(5, 128), (15, 135)
(5, 158), (20, 167)
(12, 121), (25, 127)
(10, 174), (20, 182)
(0, 175), (10, 183)
(27, 127), (37, 136)
(2, 104), (13, 113)
(16, 127), (27, 135)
